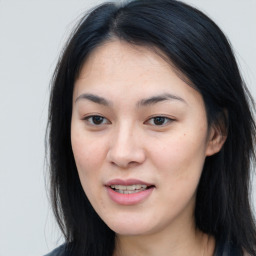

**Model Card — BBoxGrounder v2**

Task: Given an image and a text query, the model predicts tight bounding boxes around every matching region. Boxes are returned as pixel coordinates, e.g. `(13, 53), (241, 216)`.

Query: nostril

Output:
(110, 160), (140, 169)
(106, 138), (146, 168)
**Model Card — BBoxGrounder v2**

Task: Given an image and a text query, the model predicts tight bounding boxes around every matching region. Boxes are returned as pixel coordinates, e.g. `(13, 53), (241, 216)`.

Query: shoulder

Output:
(44, 244), (68, 256)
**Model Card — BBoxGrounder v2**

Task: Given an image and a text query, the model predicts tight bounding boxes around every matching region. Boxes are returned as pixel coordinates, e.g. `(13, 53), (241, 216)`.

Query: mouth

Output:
(109, 184), (154, 194)
(105, 179), (155, 205)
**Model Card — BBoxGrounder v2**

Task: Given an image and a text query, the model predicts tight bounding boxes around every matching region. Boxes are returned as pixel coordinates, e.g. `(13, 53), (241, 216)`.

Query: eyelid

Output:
(82, 114), (111, 126)
(81, 114), (175, 127)
(144, 115), (175, 126)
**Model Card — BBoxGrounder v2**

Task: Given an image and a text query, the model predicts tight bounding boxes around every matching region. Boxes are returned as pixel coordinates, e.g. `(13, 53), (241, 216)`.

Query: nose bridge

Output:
(107, 120), (145, 168)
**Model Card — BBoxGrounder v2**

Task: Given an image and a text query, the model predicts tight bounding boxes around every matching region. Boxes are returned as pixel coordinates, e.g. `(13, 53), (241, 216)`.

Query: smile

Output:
(110, 184), (148, 194)
(106, 179), (155, 205)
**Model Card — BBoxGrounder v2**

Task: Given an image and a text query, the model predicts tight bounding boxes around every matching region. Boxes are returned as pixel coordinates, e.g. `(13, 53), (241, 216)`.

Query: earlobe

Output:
(205, 125), (227, 156)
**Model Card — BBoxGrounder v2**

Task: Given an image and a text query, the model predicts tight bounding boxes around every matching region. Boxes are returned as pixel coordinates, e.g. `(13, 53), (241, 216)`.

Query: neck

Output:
(113, 222), (215, 256)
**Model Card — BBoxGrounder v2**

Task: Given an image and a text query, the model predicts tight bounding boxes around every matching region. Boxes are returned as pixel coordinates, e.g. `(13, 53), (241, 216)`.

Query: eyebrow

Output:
(75, 93), (186, 107)
(137, 93), (187, 107)
(75, 93), (111, 106)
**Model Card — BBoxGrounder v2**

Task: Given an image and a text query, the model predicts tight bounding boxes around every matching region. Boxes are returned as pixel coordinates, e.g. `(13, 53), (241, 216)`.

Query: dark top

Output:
(44, 239), (242, 256)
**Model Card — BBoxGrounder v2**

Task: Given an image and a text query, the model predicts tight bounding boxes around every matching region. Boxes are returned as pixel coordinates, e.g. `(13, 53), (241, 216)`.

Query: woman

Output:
(46, 0), (256, 255)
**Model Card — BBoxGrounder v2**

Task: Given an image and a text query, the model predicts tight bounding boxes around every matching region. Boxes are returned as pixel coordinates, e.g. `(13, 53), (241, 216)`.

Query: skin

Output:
(71, 40), (225, 256)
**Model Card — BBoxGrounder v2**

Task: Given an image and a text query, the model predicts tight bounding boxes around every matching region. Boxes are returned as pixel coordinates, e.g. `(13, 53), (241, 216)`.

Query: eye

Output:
(84, 115), (110, 126)
(146, 116), (174, 126)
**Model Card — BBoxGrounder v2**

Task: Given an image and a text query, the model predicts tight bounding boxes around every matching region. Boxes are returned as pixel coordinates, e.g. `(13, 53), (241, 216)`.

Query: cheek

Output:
(71, 120), (106, 167)
(70, 127), (107, 188)
(72, 137), (101, 170)
(148, 135), (206, 218)
(151, 133), (206, 170)
(71, 133), (106, 204)
(149, 130), (207, 193)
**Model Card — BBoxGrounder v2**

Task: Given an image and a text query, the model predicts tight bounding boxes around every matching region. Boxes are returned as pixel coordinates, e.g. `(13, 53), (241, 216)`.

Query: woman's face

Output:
(71, 41), (219, 236)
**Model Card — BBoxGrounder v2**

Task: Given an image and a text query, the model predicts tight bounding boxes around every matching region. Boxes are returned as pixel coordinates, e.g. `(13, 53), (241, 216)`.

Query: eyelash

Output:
(145, 116), (174, 126)
(83, 115), (110, 126)
(83, 115), (174, 127)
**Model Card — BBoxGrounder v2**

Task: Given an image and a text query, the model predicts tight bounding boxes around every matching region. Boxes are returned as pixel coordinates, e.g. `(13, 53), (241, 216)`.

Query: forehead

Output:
(74, 40), (203, 108)
(91, 40), (167, 62)
(78, 40), (173, 78)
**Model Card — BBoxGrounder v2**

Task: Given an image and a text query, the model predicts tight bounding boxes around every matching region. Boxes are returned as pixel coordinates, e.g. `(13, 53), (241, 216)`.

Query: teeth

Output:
(115, 189), (146, 194)
(110, 184), (148, 191)
(110, 184), (149, 194)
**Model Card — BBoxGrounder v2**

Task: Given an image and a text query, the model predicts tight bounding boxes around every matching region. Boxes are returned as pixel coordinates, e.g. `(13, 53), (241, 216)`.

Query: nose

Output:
(107, 124), (146, 169)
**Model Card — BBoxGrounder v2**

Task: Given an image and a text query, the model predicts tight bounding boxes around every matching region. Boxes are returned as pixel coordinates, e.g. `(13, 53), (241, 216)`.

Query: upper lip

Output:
(105, 179), (154, 187)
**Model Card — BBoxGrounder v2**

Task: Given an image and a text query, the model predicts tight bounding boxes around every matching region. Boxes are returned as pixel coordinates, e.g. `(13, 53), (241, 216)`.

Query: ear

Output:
(205, 123), (227, 157)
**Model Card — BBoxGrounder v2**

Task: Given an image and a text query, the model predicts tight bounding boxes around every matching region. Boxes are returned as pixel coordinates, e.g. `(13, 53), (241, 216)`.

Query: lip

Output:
(105, 179), (155, 205)
(106, 178), (153, 186)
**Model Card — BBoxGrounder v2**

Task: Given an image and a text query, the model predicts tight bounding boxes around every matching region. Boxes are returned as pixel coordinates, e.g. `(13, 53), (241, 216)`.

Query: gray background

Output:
(0, 1), (255, 255)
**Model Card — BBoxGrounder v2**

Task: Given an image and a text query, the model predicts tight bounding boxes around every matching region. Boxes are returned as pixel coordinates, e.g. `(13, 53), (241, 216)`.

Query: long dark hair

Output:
(47, 0), (256, 255)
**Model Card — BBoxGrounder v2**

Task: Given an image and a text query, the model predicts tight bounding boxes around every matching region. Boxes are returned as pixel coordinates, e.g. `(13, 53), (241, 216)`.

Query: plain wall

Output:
(0, 1), (255, 256)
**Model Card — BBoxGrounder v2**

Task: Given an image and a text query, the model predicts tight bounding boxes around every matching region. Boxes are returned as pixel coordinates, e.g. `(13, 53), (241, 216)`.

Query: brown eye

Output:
(84, 115), (109, 125)
(146, 116), (174, 126)
(92, 116), (104, 125)
(153, 117), (166, 125)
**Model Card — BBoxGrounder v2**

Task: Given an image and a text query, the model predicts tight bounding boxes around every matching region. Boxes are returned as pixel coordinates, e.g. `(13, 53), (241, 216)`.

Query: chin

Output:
(111, 225), (151, 236)
(102, 215), (158, 236)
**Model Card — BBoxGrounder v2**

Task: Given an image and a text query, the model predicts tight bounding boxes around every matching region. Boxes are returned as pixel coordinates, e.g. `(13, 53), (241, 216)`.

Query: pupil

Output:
(154, 117), (165, 125)
(93, 116), (103, 124)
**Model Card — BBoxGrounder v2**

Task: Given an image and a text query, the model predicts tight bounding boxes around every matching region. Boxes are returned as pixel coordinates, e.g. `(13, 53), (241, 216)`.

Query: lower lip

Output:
(106, 186), (154, 205)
